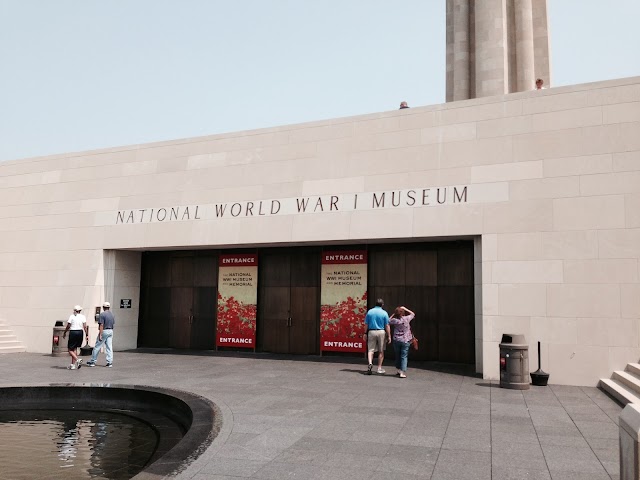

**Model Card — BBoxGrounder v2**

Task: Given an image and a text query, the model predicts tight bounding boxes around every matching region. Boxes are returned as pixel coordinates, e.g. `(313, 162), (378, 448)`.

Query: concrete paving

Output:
(0, 351), (622, 479)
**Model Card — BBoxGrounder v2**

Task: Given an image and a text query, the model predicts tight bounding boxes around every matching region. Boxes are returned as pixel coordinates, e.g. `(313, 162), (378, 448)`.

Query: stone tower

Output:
(446, 0), (551, 101)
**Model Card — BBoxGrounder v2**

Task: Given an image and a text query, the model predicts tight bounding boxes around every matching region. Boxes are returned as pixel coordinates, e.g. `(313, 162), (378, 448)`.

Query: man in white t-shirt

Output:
(63, 305), (88, 370)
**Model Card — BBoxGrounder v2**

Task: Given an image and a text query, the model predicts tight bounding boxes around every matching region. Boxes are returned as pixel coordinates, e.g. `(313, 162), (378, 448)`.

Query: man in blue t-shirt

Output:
(364, 298), (391, 375)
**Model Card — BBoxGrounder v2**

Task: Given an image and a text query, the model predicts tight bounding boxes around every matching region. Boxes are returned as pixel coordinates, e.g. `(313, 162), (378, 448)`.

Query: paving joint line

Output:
(521, 387), (552, 477)
(548, 384), (613, 479)
(580, 385), (622, 424)
(429, 373), (466, 480)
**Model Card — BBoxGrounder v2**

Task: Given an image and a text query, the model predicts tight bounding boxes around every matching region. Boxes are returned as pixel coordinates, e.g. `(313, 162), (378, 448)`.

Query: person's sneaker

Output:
(367, 364), (373, 375)
(377, 368), (386, 374)
(67, 364), (76, 370)
(86, 362), (96, 367)
(76, 359), (83, 369)
(399, 373), (407, 378)
(106, 363), (112, 368)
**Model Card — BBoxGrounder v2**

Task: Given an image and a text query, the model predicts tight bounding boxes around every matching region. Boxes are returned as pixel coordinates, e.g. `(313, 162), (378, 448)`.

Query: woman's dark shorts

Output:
(68, 330), (84, 350)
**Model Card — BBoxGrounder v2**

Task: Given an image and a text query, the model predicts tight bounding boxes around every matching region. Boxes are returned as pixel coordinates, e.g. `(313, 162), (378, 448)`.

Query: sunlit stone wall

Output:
(0, 76), (638, 385)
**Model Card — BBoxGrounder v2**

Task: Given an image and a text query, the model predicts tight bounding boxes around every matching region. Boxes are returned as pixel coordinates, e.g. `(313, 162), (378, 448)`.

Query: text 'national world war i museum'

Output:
(1, 0), (639, 388)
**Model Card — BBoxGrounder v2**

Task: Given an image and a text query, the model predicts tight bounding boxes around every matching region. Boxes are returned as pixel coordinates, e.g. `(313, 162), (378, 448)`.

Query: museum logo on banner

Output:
(216, 254), (257, 349)
(320, 251), (368, 353)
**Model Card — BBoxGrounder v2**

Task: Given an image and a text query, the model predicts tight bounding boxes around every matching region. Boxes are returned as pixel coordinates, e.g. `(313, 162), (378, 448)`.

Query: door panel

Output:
(191, 287), (216, 349)
(369, 243), (475, 364)
(169, 287), (193, 349)
(192, 255), (217, 349)
(145, 253), (172, 288)
(291, 251), (319, 287)
(437, 246), (474, 286)
(260, 287), (290, 353)
(169, 256), (194, 348)
(289, 249), (319, 354)
(289, 287), (318, 354)
(369, 250), (405, 287)
(171, 256), (194, 287)
(258, 248), (320, 354)
(405, 286), (438, 361)
(438, 286), (474, 363)
(405, 250), (437, 286)
(140, 252), (215, 349)
(260, 252), (291, 287)
(194, 256), (217, 287)
(139, 287), (170, 347)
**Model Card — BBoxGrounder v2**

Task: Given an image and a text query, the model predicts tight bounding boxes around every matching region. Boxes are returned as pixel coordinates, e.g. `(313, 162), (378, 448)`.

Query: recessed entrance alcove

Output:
(0, 384), (219, 479)
(137, 240), (476, 364)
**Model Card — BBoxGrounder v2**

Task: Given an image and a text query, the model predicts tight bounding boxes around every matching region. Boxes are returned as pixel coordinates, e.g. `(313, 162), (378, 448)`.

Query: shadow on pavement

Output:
(129, 348), (479, 377)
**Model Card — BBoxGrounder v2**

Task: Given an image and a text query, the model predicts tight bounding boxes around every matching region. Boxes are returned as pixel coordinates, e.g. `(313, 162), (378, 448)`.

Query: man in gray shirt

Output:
(86, 302), (115, 368)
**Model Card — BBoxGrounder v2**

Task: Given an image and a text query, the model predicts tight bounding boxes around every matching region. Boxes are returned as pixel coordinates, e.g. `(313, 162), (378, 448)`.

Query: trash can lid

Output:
(55, 321), (64, 327)
(501, 333), (526, 344)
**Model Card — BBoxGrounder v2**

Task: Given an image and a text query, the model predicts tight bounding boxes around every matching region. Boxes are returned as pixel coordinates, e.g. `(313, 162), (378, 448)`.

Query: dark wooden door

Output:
(168, 255), (194, 348)
(368, 242), (474, 364)
(437, 245), (475, 364)
(139, 286), (170, 347)
(192, 287), (217, 349)
(259, 251), (291, 353)
(289, 250), (319, 354)
(261, 287), (290, 353)
(191, 255), (217, 349)
(169, 287), (193, 348)
(259, 248), (320, 354)
(289, 287), (318, 354)
(140, 252), (218, 349)
(139, 242), (473, 361)
(139, 252), (172, 347)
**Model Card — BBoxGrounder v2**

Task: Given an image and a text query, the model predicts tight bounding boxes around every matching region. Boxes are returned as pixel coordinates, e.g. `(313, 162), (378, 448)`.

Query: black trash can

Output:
(499, 334), (530, 390)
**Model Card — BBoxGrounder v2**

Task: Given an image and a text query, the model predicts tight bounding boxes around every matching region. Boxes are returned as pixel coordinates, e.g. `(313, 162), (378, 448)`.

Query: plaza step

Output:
(0, 345), (27, 354)
(599, 364), (640, 405)
(0, 323), (26, 354)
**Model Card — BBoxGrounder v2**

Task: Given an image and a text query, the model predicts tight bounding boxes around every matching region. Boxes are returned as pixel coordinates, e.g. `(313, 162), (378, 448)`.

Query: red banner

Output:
(216, 254), (257, 348)
(320, 250), (368, 353)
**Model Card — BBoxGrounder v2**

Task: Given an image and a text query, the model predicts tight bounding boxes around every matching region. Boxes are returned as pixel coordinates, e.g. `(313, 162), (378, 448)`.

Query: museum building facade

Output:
(1, 76), (639, 385)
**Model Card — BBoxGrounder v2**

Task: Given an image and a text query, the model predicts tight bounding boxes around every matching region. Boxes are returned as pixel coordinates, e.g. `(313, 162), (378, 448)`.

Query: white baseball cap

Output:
(73, 305), (82, 311)
(102, 302), (110, 308)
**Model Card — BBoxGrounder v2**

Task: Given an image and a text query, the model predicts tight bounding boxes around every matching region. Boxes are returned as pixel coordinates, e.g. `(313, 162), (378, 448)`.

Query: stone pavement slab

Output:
(0, 351), (623, 479)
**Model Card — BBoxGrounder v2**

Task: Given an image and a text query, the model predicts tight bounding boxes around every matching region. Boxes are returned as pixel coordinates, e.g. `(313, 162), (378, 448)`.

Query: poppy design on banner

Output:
(320, 251), (368, 353)
(216, 254), (257, 348)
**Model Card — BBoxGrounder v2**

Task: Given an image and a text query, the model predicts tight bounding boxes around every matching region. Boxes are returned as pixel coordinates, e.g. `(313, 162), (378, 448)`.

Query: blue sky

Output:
(1, 0), (639, 162)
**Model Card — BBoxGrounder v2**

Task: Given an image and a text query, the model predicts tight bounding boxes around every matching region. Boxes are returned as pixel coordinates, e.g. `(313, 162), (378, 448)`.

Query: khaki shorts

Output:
(367, 330), (386, 353)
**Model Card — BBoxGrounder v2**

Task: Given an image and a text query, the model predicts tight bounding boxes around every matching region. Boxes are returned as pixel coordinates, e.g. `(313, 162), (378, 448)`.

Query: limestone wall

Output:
(0, 76), (638, 385)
